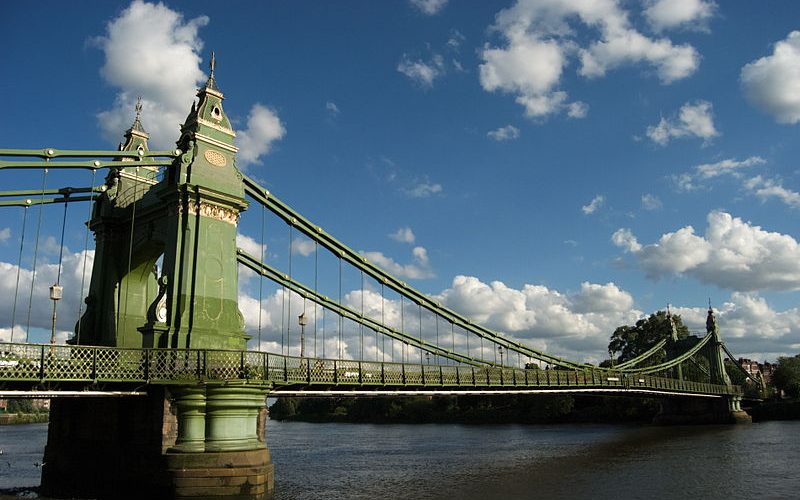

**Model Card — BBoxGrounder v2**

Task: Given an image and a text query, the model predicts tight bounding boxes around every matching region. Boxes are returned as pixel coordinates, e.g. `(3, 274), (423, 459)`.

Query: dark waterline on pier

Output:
(2, 420), (799, 499)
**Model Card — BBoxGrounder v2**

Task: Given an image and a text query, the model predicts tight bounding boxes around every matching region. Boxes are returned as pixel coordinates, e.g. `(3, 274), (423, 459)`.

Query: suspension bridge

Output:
(0, 57), (757, 499)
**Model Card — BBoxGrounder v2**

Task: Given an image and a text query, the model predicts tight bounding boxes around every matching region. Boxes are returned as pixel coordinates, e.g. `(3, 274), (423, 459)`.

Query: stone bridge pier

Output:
(652, 395), (751, 425)
(41, 385), (274, 499)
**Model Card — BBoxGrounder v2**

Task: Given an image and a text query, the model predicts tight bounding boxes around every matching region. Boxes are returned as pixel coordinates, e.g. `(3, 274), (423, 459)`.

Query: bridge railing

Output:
(0, 342), (740, 396)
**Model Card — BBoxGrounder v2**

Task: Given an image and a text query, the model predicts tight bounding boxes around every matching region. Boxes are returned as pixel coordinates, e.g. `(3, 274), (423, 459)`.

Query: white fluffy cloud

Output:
(409, 0), (448, 15)
(614, 211), (800, 291)
(741, 31), (800, 124)
(643, 0), (716, 32)
(0, 228), (10, 244)
(641, 193), (662, 210)
(487, 125), (521, 141)
(0, 248), (94, 343)
(236, 233), (266, 259)
(611, 228), (642, 253)
(672, 156), (766, 192)
(744, 176), (800, 209)
(436, 276), (641, 360)
(236, 104), (286, 168)
(361, 246), (434, 280)
(389, 227), (416, 244)
(325, 101), (340, 116)
(479, 0), (700, 118)
(291, 237), (316, 257)
(94, 0), (209, 149)
(397, 54), (445, 88)
(582, 195), (605, 215)
(405, 181), (443, 198)
(646, 100), (719, 146)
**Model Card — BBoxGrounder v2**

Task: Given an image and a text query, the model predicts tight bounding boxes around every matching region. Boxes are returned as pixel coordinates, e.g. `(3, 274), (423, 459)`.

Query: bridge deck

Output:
(0, 342), (740, 398)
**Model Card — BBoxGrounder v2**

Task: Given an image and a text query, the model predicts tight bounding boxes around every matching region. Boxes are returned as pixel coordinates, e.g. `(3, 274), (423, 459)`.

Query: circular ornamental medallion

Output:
(204, 149), (227, 167)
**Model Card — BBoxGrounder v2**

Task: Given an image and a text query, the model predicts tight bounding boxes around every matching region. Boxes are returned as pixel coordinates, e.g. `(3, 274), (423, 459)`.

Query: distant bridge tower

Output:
(42, 56), (273, 499)
(705, 306), (732, 387)
(654, 307), (750, 424)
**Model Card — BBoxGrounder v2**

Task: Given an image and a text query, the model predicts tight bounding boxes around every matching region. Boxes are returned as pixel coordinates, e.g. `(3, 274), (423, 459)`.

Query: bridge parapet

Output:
(0, 342), (741, 398)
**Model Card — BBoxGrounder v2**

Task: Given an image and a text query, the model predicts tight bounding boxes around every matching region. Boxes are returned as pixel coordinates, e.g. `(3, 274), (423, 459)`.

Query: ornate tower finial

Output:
(203, 51), (220, 92)
(122, 95), (148, 141)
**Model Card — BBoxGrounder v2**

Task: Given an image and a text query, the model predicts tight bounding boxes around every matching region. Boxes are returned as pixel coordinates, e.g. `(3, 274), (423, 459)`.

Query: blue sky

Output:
(2, 0), (800, 363)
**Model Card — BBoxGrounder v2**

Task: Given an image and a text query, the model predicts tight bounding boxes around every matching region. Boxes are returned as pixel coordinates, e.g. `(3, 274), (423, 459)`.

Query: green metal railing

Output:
(0, 342), (740, 397)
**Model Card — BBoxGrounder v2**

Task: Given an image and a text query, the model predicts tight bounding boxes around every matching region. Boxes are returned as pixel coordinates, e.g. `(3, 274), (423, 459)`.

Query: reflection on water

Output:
(267, 420), (800, 500)
(0, 423), (47, 491)
(2, 420), (799, 499)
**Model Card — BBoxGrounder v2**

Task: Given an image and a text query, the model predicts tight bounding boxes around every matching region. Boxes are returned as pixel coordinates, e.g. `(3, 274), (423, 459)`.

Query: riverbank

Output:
(748, 399), (800, 421)
(0, 413), (49, 425)
(269, 395), (661, 424)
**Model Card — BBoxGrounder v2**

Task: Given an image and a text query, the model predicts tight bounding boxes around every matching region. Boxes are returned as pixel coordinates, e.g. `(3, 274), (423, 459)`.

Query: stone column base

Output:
(40, 387), (274, 499)
(653, 396), (752, 425)
(165, 448), (274, 499)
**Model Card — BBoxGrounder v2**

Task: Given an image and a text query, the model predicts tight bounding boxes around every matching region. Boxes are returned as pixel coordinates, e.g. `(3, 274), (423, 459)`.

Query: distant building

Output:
(32, 399), (51, 411)
(738, 358), (776, 386)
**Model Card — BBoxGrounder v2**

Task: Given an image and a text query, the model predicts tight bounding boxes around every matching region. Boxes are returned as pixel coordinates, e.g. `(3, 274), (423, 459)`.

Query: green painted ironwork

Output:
(237, 249), (485, 366)
(613, 334), (712, 375)
(0, 342), (740, 397)
(614, 339), (667, 370)
(242, 175), (593, 371)
(0, 148), (180, 159)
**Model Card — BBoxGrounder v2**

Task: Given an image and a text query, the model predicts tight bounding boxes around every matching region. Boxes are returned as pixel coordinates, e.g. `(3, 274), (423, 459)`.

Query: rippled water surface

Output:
(2, 420), (799, 499)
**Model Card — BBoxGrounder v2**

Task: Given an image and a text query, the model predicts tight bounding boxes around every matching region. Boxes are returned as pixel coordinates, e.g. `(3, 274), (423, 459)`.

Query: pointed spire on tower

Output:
(204, 50), (220, 92)
(666, 304), (679, 342)
(181, 51), (234, 140)
(706, 300), (718, 335)
(128, 96), (147, 135)
(120, 96), (149, 152)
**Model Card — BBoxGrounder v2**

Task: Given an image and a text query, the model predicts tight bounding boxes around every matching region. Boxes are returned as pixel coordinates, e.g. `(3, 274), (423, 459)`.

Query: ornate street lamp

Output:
(298, 312), (308, 358)
(49, 284), (63, 345)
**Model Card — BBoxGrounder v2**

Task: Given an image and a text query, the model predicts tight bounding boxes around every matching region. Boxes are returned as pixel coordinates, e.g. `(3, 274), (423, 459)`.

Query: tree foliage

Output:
(609, 310), (689, 365)
(772, 355), (800, 398)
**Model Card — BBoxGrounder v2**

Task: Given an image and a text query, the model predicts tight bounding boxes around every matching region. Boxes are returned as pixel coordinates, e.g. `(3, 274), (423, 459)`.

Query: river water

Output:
(1, 420), (798, 499)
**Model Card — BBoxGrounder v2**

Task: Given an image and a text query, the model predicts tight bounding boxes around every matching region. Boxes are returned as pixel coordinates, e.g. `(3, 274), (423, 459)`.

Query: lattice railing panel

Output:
(309, 359), (334, 383)
(382, 363), (404, 385)
(243, 351), (267, 380)
(206, 351), (243, 380)
(0, 342), (742, 396)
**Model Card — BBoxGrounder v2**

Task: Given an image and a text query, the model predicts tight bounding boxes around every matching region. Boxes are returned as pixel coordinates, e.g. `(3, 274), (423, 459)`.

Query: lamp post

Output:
(49, 284), (63, 345)
(298, 312), (308, 358)
(498, 345), (504, 366)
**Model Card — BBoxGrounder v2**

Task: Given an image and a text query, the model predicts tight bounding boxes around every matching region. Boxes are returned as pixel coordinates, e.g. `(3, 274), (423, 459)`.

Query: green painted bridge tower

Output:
(41, 56), (273, 499)
(653, 307), (750, 425)
(76, 55), (248, 352)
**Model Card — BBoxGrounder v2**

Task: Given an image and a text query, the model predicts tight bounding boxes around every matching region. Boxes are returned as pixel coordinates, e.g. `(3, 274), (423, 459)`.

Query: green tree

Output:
(7, 399), (35, 414)
(268, 397), (298, 419)
(609, 310), (689, 365)
(772, 355), (800, 398)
